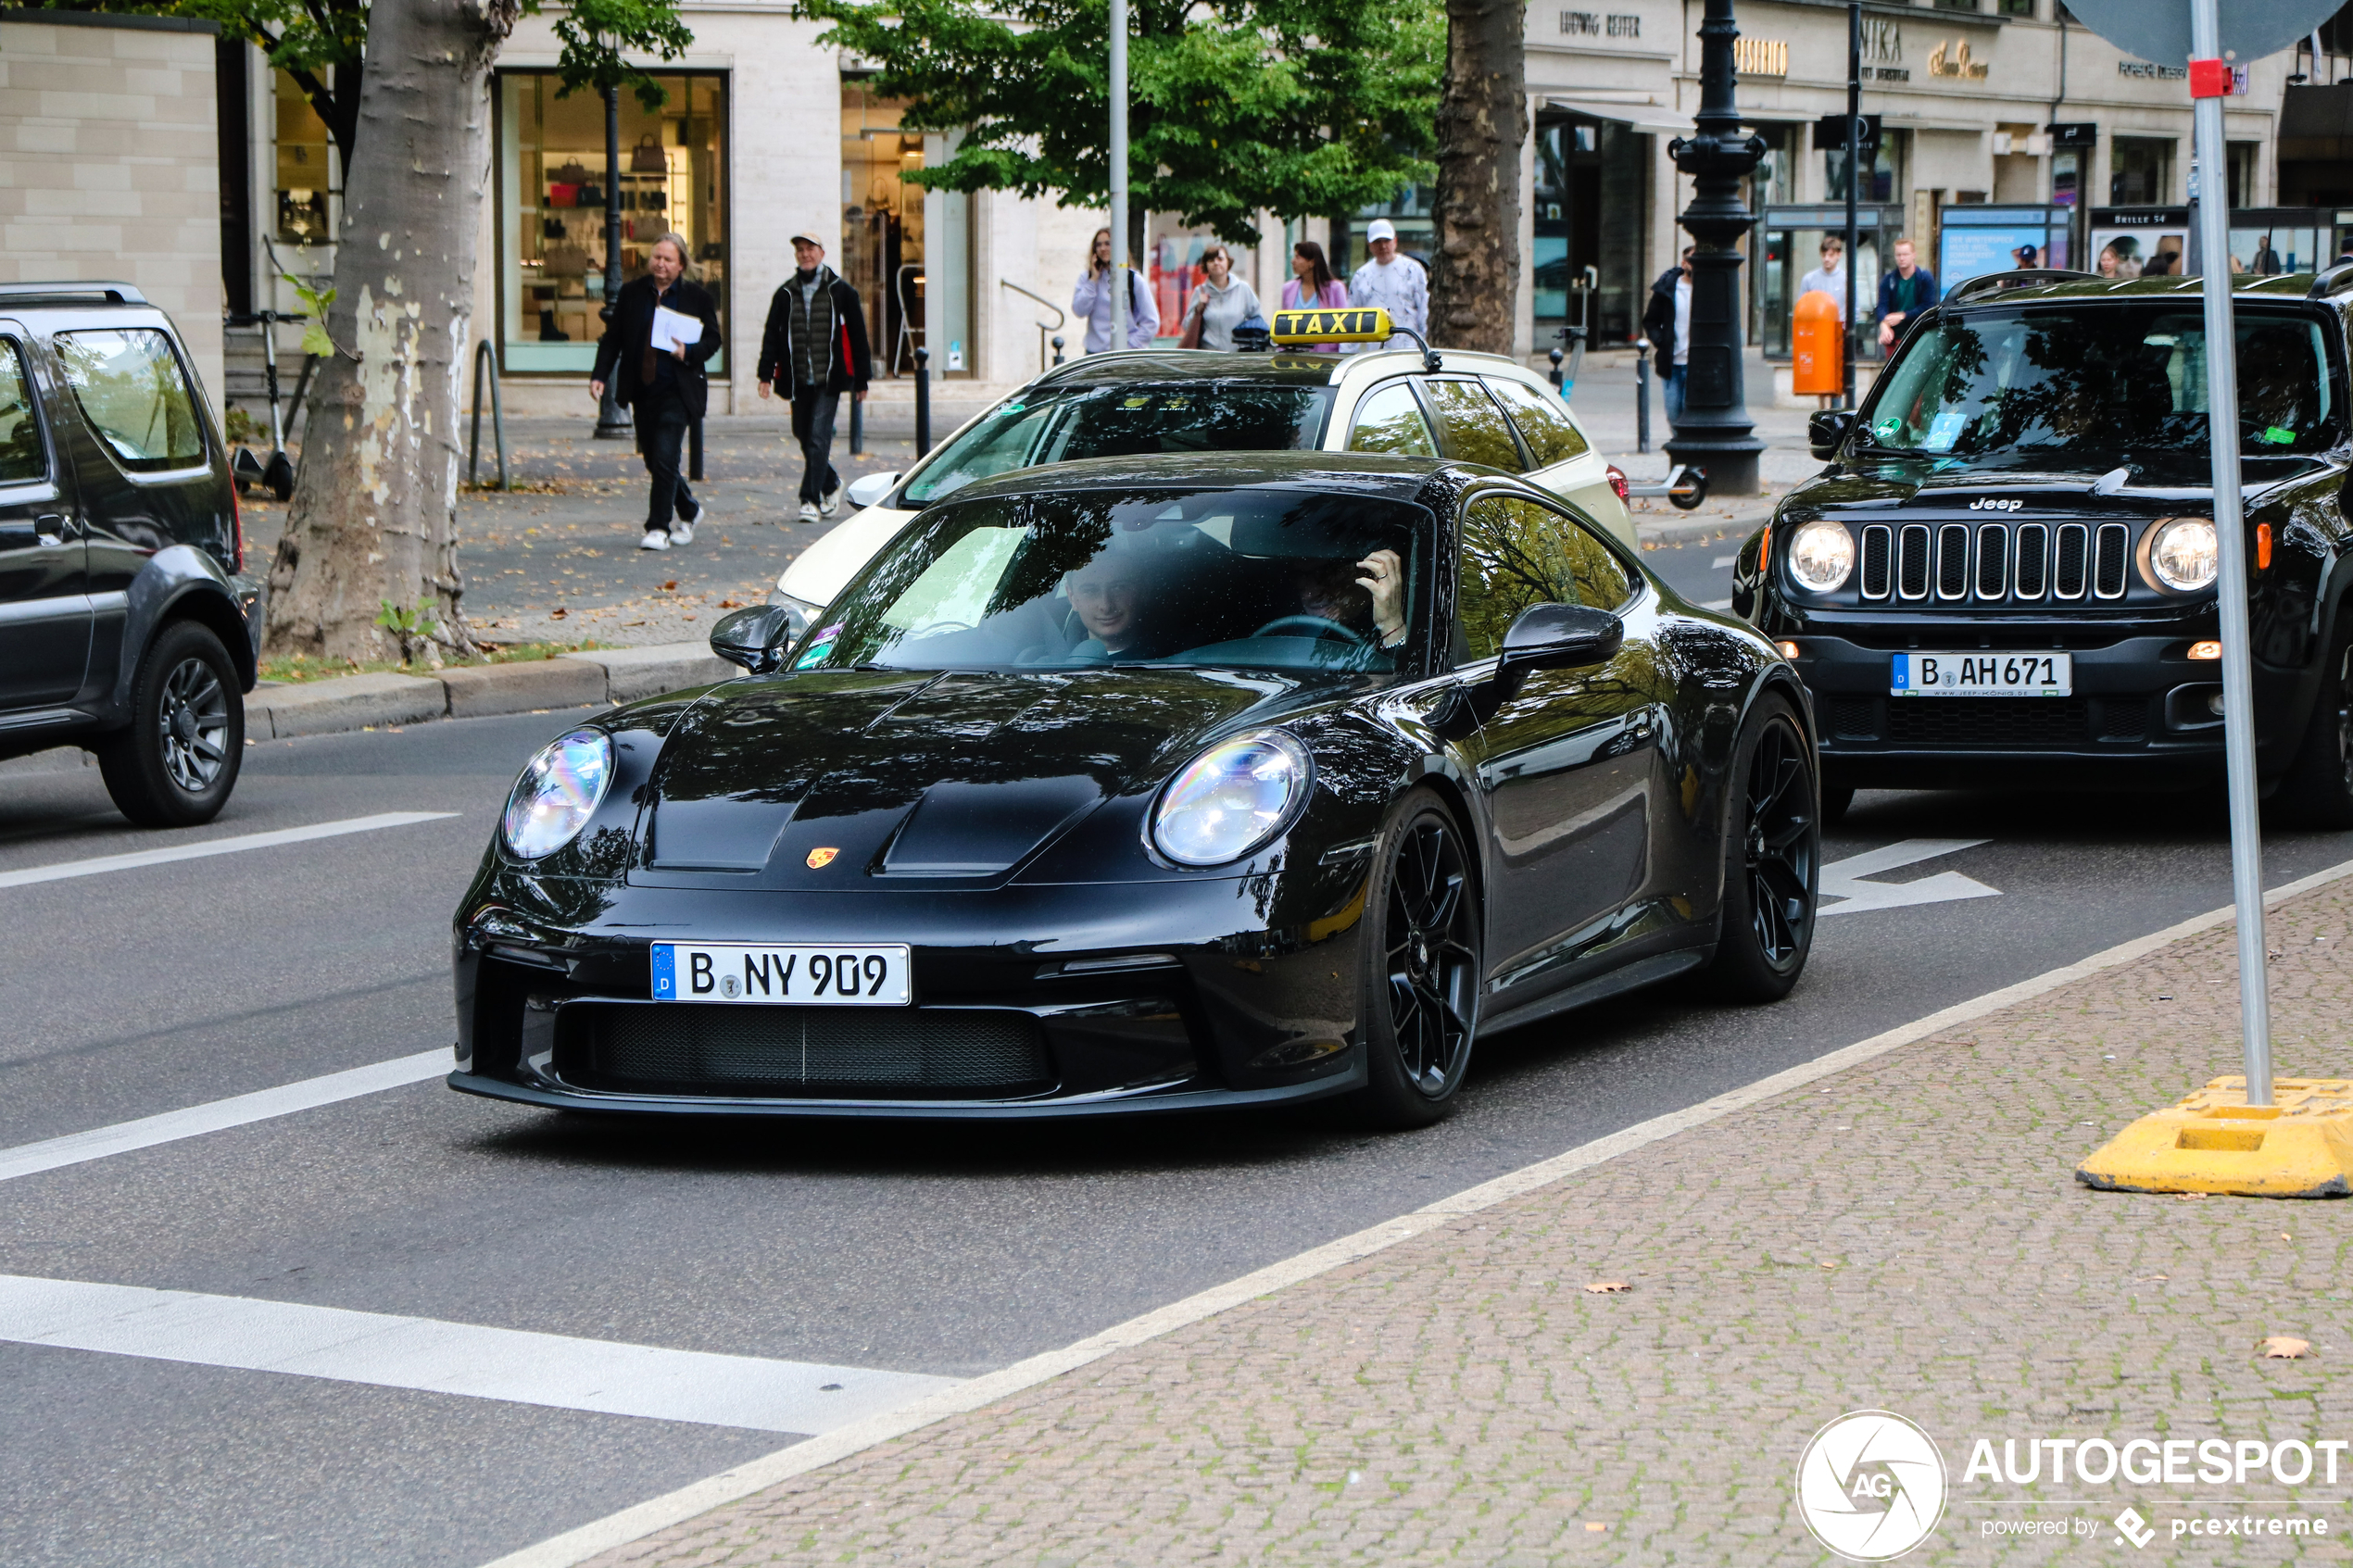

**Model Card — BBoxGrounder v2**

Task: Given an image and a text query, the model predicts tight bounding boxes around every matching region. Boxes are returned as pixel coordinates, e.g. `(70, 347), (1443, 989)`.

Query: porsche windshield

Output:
(900, 383), (1335, 506)
(795, 486), (1428, 676)
(1864, 304), (2338, 463)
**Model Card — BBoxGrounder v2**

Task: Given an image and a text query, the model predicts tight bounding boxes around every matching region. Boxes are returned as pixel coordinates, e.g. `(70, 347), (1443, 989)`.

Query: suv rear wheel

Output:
(97, 619), (244, 827)
(2271, 619), (2353, 831)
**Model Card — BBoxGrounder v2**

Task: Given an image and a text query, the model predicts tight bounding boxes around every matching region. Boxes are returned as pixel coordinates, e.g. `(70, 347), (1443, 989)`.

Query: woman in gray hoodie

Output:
(1180, 244), (1264, 352)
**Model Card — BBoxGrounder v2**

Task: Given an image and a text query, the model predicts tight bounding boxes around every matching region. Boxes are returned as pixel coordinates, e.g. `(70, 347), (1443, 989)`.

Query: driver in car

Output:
(1291, 548), (1409, 651)
(1067, 552), (1154, 659)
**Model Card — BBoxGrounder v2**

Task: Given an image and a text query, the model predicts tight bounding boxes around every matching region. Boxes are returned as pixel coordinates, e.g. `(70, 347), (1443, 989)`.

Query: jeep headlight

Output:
(2147, 516), (2218, 593)
(501, 729), (613, 859)
(1150, 730), (1311, 867)
(1787, 520), (1856, 592)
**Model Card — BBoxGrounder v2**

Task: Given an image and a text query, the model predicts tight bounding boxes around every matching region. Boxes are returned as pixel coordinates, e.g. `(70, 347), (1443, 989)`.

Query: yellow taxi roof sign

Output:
(1268, 307), (1392, 345)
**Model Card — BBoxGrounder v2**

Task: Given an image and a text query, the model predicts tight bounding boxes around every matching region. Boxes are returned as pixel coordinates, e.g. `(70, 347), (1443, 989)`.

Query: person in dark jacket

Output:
(590, 233), (724, 552)
(1640, 246), (1694, 424)
(759, 233), (873, 521)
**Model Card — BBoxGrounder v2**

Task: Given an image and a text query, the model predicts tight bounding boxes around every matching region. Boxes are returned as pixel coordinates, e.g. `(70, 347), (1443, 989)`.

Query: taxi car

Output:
(769, 307), (1633, 636)
(454, 452), (1815, 1127)
(1736, 267), (2353, 826)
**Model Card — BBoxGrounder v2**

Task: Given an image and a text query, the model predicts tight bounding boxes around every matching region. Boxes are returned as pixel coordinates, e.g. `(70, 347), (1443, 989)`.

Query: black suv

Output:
(0, 283), (259, 824)
(1736, 268), (2353, 826)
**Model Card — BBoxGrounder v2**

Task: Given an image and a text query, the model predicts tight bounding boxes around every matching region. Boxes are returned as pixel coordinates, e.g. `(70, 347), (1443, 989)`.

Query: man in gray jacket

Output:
(759, 232), (872, 521)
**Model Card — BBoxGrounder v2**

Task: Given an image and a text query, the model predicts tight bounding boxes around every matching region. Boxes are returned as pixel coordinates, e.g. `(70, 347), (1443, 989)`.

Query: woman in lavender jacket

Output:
(1278, 240), (1349, 351)
(1073, 227), (1161, 352)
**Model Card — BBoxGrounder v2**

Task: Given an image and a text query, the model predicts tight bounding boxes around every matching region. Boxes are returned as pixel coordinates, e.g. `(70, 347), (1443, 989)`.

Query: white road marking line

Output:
(1703, 596), (1734, 610)
(0, 1274), (960, 1435)
(0, 811), (459, 890)
(1711, 554), (1737, 568)
(0, 1051), (448, 1184)
(1819, 837), (2000, 917)
(481, 851), (2353, 1568)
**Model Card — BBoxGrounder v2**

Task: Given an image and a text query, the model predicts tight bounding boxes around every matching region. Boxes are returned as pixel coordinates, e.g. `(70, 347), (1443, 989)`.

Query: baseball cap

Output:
(1365, 219), (1397, 244)
(791, 232), (825, 248)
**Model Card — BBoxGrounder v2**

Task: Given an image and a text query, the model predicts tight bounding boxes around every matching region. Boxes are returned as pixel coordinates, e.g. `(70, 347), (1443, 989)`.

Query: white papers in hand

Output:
(650, 305), (702, 353)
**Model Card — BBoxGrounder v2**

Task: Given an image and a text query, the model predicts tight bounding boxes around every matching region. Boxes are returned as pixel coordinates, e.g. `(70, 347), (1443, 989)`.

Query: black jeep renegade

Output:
(1736, 268), (2353, 826)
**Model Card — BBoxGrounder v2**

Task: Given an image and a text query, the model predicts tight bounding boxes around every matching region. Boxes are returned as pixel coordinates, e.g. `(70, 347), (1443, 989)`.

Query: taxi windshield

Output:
(1863, 304), (2339, 462)
(900, 383), (1335, 506)
(794, 486), (1427, 677)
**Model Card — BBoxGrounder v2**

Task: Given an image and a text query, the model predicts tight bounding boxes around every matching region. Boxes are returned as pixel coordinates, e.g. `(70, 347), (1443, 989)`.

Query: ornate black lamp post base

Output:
(1664, 0), (1768, 495)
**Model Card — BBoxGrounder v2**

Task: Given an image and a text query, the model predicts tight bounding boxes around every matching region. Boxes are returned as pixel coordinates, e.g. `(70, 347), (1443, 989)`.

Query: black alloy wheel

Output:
(1705, 696), (1819, 1001)
(1352, 791), (1481, 1127)
(2272, 622), (2353, 830)
(97, 619), (245, 828)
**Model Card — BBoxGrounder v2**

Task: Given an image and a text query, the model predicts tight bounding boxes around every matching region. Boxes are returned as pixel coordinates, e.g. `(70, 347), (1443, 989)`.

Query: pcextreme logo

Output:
(1796, 1411), (1948, 1561)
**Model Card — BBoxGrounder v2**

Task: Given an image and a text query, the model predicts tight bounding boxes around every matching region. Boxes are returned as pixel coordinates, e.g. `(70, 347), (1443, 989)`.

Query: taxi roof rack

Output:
(2308, 262), (2353, 299)
(0, 282), (147, 307)
(1946, 269), (2097, 305)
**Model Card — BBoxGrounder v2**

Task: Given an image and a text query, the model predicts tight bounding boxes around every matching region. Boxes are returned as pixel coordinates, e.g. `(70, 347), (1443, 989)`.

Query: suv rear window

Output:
(54, 329), (207, 472)
(901, 382), (1334, 506)
(1865, 303), (2339, 462)
(0, 342), (44, 483)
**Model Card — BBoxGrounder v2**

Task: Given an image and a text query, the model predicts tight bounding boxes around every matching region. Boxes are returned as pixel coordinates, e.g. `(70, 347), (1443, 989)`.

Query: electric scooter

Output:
(227, 309), (300, 502)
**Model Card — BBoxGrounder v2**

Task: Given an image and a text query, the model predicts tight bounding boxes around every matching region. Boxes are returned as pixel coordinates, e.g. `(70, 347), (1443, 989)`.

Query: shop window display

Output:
(497, 72), (728, 375)
(842, 87), (931, 378)
(274, 71), (337, 249)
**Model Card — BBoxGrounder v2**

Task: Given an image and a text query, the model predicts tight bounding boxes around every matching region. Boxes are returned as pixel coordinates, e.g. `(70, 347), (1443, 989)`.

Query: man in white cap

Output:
(1345, 219), (1428, 351)
(759, 232), (871, 522)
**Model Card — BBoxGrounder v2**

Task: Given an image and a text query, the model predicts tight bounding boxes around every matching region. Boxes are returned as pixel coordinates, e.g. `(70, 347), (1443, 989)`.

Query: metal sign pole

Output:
(1843, 1), (1860, 410)
(2188, 0), (2273, 1105)
(1108, 0), (1129, 354)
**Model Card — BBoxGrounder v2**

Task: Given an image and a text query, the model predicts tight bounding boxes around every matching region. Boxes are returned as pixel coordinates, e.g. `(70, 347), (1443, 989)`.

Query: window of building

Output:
(1932, 0), (1983, 10)
(1333, 184), (1434, 280)
(1826, 132), (1904, 204)
(1996, 0), (2036, 14)
(496, 71), (728, 375)
(2109, 137), (2173, 205)
(273, 71), (338, 249)
(1532, 117), (1648, 345)
(2226, 141), (2260, 208)
(842, 87), (926, 378)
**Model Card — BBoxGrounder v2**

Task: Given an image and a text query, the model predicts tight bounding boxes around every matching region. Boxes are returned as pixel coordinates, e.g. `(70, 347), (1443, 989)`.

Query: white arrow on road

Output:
(1818, 837), (1999, 917)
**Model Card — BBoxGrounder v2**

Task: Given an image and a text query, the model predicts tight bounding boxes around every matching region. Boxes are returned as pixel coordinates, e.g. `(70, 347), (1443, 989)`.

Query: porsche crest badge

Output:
(806, 847), (840, 869)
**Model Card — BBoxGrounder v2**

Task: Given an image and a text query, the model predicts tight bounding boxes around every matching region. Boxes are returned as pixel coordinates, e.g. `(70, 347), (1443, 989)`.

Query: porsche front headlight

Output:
(1787, 520), (1856, 592)
(1151, 730), (1312, 867)
(2147, 515), (2219, 593)
(501, 729), (613, 859)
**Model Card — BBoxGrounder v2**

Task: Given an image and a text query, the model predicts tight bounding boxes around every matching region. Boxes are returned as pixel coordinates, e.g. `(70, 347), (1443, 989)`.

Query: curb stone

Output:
(230, 642), (733, 743)
(255, 671), (447, 738)
(442, 659), (608, 718)
(561, 645), (736, 704)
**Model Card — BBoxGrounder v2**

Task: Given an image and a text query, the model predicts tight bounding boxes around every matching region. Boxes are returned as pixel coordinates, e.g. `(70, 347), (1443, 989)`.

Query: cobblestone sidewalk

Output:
(578, 873), (2353, 1567)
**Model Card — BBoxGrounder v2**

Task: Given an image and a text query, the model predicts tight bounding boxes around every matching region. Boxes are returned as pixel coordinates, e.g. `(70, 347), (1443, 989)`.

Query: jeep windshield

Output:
(1861, 304), (2339, 465)
(900, 383), (1335, 507)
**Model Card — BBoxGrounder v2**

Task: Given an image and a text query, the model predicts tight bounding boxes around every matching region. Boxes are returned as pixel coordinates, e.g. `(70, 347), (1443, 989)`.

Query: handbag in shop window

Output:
(542, 245), (589, 279)
(628, 215), (668, 242)
(549, 159), (591, 186)
(630, 133), (668, 173)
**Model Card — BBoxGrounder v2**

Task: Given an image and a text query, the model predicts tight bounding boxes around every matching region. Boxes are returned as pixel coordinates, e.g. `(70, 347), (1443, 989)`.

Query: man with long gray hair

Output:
(590, 232), (723, 552)
(759, 232), (872, 522)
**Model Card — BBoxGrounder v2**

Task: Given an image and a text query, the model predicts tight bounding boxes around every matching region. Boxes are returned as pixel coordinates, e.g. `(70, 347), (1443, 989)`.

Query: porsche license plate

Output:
(1891, 651), (2071, 697)
(650, 942), (912, 1005)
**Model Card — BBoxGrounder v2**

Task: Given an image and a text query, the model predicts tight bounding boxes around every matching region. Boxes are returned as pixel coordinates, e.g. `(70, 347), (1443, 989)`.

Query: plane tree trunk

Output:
(263, 0), (520, 663)
(1429, 0), (1526, 356)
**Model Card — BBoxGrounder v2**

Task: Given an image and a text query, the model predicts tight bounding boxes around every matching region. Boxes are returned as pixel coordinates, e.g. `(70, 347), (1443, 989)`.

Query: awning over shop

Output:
(1542, 96), (1694, 136)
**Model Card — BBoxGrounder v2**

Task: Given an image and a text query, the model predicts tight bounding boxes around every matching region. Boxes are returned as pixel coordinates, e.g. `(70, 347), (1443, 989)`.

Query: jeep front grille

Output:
(1851, 518), (2136, 606)
(1860, 525), (1893, 599)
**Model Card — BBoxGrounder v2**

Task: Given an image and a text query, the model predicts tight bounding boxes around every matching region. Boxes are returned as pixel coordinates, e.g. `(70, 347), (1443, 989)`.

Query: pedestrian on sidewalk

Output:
(1074, 228), (1159, 353)
(1345, 219), (1427, 351)
(1279, 240), (1348, 350)
(1797, 235), (1849, 410)
(589, 232), (723, 554)
(1875, 237), (1936, 351)
(758, 232), (873, 524)
(1642, 245), (1694, 425)
(1176, 244), (1263, 351)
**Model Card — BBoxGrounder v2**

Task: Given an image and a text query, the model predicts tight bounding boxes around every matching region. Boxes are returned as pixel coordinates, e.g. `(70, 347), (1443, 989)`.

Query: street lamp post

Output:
(1665, 0), (1768, 495)
(1108, 0), (1128, 354)
(594, 82), (631, 440)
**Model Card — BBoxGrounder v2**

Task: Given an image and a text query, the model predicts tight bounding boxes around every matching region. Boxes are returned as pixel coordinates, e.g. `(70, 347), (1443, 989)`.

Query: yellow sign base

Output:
(2077, 1078), (2353, 1198)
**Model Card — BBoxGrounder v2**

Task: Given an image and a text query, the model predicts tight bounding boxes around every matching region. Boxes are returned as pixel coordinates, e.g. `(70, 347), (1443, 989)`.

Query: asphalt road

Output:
(6, 546), (2348, 1567)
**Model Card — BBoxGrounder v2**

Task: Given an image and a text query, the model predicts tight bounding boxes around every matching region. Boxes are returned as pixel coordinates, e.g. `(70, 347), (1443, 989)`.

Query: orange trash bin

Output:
(1793, 289), (1844, 396)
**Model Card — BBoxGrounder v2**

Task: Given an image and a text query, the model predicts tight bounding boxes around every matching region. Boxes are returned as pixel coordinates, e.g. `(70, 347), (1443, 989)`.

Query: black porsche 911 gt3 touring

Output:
(451, 452), (1819, 1126)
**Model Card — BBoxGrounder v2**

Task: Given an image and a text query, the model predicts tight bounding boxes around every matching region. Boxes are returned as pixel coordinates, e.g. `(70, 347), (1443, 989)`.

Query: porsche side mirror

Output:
(844, 471), (900, 510)
(710, 605), (795, 674)
(1808, 409), (1856, 461)
(1497, 602), (1623, 674)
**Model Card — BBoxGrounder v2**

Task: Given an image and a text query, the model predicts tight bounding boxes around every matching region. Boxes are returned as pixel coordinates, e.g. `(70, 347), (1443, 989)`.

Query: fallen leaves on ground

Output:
(1583, 1281), (1630, 1294)
(2261, 1336), (2311, 1359)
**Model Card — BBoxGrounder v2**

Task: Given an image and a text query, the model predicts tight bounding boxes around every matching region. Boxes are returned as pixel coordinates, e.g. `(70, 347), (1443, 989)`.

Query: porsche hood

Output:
(636, 667), (1302, 882)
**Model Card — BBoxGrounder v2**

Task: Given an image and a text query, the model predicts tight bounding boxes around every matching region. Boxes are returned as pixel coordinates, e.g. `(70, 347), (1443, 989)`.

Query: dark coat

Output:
(759, 272), (873, 395)
(1642, 266), (1683, 361)
(591, 274), (724, 419)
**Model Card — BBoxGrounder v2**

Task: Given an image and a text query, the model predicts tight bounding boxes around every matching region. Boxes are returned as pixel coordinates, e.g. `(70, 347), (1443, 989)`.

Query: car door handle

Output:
(34, 513), (64, 546)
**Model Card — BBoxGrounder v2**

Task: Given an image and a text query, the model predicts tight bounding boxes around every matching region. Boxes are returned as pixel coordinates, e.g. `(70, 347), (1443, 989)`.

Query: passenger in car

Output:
(1291, 548), (1409, 650)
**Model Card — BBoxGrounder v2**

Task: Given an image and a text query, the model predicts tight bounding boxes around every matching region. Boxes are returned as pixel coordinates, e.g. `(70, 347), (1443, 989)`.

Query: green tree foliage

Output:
(797, 0), (1442, 245)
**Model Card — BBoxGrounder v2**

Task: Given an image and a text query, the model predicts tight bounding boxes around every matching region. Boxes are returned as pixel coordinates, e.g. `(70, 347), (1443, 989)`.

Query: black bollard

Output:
(1636, 343), (1653, 455)
(1051, 334), (1065, 368)
(849, 392), (862, 457)
(688, 417), (703, 483)
(914, 346), (931, 457)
